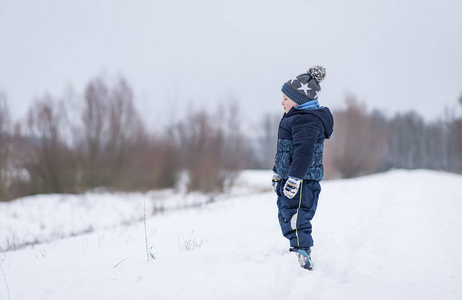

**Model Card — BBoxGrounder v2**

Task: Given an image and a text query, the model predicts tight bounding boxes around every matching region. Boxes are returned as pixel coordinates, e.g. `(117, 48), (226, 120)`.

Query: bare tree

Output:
(254, 112), (280, 169)
(22, 96), (77, 194)
(77, 76), (148, 189)
(0, 93), (10, 201)
(386, 112), (427, 169)
(170, 102), (246, 193)
(328, 96), (385, 178)
(217, 102), (247, 190)
(171, 110), (220, 192)
(451, 95), (462, 172)
(78, 77), (110, 187)
(105, 78), (146, 187)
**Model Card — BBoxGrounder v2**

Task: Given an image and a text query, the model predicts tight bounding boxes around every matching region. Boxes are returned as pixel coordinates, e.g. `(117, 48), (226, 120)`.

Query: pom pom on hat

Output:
(308, 65), (326, 83)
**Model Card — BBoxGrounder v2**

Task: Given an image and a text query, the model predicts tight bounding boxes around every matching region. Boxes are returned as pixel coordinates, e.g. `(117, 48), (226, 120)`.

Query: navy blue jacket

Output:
(273, 106), (334, 181)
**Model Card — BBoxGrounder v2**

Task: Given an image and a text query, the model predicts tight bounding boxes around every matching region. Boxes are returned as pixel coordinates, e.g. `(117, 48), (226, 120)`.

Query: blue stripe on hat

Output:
(281, 83), (312, 105)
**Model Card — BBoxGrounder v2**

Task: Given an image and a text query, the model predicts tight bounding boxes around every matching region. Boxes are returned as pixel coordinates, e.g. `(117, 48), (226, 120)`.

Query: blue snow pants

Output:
(276, 179), (321, 250)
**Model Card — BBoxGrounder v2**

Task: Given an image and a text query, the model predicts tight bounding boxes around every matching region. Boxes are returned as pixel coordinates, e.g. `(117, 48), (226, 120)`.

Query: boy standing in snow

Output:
(272, 66), (334, 270)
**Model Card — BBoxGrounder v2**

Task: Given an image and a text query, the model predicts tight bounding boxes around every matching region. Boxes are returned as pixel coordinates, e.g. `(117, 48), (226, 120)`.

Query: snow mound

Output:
(0, 169), (461, 299)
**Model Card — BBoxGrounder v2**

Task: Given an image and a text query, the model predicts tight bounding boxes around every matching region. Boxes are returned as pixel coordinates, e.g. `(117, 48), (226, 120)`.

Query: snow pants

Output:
(276, 179), (321, 250)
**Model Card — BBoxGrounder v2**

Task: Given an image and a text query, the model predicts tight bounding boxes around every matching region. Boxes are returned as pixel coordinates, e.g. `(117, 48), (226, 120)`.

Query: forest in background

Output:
(1, 76), (461, 201)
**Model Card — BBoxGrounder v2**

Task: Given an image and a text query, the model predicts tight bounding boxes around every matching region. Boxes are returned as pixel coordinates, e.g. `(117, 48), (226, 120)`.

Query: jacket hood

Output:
(287, 106), (334, 139)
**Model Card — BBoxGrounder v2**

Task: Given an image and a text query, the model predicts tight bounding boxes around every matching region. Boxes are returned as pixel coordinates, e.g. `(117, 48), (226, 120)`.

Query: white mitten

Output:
(283, 177), (302, 199)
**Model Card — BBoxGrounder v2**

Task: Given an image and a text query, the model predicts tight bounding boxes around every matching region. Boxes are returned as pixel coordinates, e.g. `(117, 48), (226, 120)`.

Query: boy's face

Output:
(281, 93), (298, 114)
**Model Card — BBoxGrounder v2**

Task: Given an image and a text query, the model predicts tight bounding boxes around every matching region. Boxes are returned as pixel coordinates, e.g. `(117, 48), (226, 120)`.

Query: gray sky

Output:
(1, 0), (461, 128)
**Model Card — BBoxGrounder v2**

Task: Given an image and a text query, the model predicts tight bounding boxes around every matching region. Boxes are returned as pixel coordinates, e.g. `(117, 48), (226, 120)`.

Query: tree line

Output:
(0, 77), (247, 201)
(0, 77), (461, 201)
(323, 96), (462, 178)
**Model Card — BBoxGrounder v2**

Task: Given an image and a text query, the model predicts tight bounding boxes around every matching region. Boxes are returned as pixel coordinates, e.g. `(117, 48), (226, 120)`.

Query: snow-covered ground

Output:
(1, 169), (461, 299)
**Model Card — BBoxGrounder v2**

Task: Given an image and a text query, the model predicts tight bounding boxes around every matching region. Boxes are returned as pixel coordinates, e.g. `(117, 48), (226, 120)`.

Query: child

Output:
(272, 66), (334, 270)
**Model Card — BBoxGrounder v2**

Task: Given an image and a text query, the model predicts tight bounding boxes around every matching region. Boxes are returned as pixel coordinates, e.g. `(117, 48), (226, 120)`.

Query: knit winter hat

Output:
(281, 65), (326, 105)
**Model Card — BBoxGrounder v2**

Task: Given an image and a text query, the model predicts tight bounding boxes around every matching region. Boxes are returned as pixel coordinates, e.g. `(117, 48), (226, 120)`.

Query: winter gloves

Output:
(272, 174), (302, 199)
(283, 177), (302, 199)
(272, 173), (281, 192)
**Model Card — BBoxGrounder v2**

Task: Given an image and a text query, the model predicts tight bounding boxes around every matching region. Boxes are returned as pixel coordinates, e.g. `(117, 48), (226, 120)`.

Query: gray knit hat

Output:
(281, 65), (326, 105)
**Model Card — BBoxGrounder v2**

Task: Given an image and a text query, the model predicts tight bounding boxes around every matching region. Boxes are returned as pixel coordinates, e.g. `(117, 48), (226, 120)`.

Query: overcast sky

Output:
(1, 0), (461, 128)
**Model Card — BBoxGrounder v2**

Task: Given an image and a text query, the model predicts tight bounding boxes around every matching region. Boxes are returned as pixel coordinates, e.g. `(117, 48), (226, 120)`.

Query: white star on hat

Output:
(290, 77), (298, 84)
(297, 82), (312, 96)
(314, 90), (320, 99)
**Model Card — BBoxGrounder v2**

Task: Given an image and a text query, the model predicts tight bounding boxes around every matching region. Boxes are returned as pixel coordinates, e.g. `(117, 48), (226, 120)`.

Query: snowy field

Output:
(1, 169), (462, 300)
